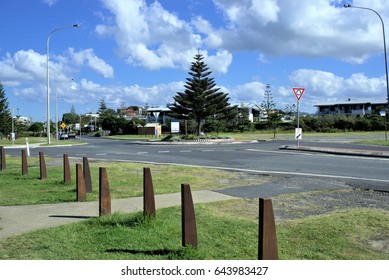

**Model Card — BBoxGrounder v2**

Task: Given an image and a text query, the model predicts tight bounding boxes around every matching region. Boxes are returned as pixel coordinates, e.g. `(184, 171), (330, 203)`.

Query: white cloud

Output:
(97, 0), (232, 73)
(74, 80), (184, 109)
(289, 69), (384, 98)
(96, 0), (389, 69)
(208, 0), (388, 63)
(42, 0), (57, 7)
(229, 81), (267, 104)
(206, 49), (233, 74)
(0, 50), (46, 85)
(68, 48), (114, 78)
(286, 68), (387, 112)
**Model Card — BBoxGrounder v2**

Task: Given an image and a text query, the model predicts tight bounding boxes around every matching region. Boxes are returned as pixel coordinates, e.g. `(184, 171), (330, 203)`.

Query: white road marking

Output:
(81, 157), (389, 184)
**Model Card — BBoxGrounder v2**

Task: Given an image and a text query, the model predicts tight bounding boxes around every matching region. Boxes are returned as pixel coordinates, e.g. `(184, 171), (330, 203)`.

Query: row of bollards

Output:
(1, 146), (278, 259)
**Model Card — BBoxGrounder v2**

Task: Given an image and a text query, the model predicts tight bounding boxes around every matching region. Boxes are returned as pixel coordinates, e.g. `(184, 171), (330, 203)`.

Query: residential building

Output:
(145, 105), (173, 124)
(315, 98), (387, 117)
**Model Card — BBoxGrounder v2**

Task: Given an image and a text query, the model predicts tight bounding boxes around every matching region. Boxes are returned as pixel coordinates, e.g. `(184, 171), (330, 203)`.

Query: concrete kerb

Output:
(280, 145), (389, 158)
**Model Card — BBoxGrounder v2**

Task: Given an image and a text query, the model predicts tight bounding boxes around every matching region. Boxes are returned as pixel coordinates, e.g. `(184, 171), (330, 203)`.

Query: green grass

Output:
(0, 155), (265, 206)
(0, 136), (85, 147)
(354, 140), (389, 146)
(0, 136), (46, 146)
(0, 201), (388, 260)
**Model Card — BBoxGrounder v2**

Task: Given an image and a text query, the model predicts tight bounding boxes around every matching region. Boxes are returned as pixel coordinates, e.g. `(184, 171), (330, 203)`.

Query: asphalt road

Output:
(4, 136), (389, 197)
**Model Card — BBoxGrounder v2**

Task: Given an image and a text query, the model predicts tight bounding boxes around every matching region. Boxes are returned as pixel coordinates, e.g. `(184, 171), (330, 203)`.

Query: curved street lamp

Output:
(344, 4), (389, 139)
(46, 24), (79, 144)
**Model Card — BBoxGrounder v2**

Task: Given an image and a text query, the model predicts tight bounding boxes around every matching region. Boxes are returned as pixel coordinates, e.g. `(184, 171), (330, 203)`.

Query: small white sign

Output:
(171, 122), (180, 133)
(295, 128), (302, 140)
(380, 111), (386, 117)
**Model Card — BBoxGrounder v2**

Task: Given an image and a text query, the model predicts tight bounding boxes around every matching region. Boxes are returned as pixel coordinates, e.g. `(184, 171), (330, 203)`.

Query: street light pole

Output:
(55, 85), (58, 141)
(46, 24), (79, 144)
(344, 4), (389, 140)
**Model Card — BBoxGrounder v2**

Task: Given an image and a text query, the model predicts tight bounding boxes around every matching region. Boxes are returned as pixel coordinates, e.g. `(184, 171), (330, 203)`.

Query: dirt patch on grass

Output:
(367, 239), (389, 254)
(272, 188), (389, 220)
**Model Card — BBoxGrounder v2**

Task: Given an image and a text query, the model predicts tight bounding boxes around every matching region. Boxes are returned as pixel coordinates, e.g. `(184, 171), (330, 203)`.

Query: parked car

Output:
(59, 133), (69, 140)
(68, 131), (76, 138)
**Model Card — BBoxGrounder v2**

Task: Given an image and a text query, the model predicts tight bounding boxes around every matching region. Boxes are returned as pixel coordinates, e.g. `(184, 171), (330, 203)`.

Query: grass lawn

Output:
(0, 155), (263, 206)
(0, 136), (85, 147)
(354, 140), (389, 146)
(0, 202), (388, 260)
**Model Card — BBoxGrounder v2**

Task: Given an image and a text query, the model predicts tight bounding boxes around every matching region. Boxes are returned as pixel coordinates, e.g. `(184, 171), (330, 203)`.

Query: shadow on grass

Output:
(49, 215), (95, 219)
(106, 248), (181, 256)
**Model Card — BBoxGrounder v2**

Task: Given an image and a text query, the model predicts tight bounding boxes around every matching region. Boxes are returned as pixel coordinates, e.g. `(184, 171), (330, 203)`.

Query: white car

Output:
(59, 133), (69, 140)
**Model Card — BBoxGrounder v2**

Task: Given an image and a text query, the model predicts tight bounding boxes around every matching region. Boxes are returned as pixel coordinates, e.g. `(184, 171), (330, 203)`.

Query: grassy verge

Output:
(354, 140), (389, 146)
(0, 136), (46, 146)
(0, 136), (85, 147)
(0, 200), (388, 260)
(0, 155), (268, 206)
(104, 131), (388, 142)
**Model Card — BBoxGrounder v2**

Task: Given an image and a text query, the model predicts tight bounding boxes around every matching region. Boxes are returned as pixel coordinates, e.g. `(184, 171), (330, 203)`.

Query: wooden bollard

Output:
(63, 154), (71, 184)
(22, 149), (28, 175)
(83, 157), (92, 193)
(181, 183), (198, 248)
(1, 146), (6, 171)
(99, 167), (111, 216)
(39, 152), (47, 180)
(143, 167), (156, 218)
(258, 198), (278, 260)
(76, 163), (86, 202)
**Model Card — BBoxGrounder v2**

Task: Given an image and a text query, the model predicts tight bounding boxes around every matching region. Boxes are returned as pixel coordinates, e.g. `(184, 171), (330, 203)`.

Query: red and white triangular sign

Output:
(293, 87), (305, 101)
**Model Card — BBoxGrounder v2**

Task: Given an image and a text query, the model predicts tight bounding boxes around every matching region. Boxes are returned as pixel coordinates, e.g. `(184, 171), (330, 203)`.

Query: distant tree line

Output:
(298, 114), (387, 132)
(96, 99), (145, 136)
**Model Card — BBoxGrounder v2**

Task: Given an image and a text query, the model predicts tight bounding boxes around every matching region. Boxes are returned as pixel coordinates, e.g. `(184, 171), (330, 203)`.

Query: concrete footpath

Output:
(0, 190), (235, 239)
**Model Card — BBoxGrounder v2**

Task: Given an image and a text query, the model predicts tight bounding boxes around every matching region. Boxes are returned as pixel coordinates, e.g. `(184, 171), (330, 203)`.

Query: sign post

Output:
(292, 87), (305, 147)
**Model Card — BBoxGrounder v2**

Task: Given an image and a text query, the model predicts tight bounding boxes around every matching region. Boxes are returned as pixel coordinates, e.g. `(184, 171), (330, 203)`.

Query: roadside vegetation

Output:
(0, 156), (263, 206)
(1, 154), (389, 260)
(1, 199), (388, 260)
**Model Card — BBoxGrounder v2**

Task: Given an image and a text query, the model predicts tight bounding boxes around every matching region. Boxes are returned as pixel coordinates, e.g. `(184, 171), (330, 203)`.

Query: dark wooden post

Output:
(181, 183), (198, 248)
(22, 149), (28, 175)
(0, 146), (5, 171)
(143, 167), (156, 218)
(99, 167), (111, 216)
(83, 157), (92, 193)
(63, 154), (71, 184)
(258, 198), (278, 260)
(39, 152), (47, 180)
(76, 163), (86, 202)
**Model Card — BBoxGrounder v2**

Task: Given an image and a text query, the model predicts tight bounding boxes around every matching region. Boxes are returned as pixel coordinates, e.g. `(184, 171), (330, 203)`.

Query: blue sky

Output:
(1, 0), (389, 122)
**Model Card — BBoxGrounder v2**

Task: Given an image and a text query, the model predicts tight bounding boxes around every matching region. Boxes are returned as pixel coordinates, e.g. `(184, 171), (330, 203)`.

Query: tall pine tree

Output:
(169, 53), (236, 134)
(0, 82), (12, 137)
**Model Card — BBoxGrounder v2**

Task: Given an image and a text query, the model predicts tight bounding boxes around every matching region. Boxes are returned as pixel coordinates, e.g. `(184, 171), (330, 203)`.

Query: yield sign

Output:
(293, 87), (305, 101)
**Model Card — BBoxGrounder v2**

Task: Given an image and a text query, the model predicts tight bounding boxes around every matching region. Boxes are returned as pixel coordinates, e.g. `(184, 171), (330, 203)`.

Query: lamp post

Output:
(46, 24), (79, 144)
(55, 84), (58, 140)
(344, 4), (389, 140)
